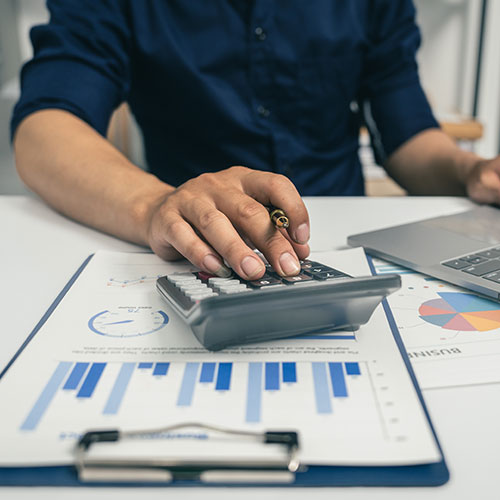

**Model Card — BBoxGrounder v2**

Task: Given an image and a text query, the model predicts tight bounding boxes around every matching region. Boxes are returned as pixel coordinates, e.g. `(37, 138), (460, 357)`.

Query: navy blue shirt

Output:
(11, 0), (438, 196)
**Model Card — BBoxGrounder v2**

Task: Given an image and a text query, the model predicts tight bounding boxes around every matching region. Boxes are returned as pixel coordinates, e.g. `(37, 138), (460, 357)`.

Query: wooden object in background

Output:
(440, 118), (483, 141)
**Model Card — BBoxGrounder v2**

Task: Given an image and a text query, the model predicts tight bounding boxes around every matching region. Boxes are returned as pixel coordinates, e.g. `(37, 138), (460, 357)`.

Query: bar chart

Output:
(20, 359), (368, 432)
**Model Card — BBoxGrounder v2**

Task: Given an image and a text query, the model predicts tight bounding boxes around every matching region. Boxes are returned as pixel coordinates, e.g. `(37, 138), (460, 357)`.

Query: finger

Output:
(238, 218), (310, 262)
(489, 157), (500, 175)
(478, 166), (500, 204)
(215, 192), (301, 276)
(483, 168), (500, 191)
(181, 198), (266, 280)
(279, 227), (311, 261)
(154, 213), (232, 277)
(242, 171), (310, 244)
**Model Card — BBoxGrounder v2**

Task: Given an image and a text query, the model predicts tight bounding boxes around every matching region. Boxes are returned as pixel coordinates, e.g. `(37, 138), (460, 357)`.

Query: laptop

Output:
(347, 205), (500, 301)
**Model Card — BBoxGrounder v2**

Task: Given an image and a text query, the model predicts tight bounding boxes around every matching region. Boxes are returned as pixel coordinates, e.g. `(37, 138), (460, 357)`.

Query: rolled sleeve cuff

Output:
(11, 58), (123, 141)
(369, 77), (440, 160)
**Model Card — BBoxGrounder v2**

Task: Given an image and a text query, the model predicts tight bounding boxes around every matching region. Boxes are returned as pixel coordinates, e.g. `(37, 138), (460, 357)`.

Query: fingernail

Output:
(279, 252), (300, 276)
(241, 255), (263, 279)
(295, 223), (310, 244)
(203, 254), (231, 277)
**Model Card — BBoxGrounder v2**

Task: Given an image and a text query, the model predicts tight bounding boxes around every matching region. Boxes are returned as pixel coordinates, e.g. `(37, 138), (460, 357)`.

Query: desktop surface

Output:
(0, 195), (498, 499)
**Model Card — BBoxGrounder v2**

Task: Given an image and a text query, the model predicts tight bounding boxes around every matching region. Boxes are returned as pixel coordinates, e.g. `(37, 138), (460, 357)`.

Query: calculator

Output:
(156, 259), (401, 350)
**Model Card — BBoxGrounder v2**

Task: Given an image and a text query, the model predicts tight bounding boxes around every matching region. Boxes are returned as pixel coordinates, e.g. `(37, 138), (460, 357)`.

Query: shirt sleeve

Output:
(361, 0), (439, 162)
(10, 0), (131, 140)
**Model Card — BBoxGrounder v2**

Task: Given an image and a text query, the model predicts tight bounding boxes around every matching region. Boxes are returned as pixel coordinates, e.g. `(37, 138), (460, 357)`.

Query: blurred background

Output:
(0, 0), (499, 196)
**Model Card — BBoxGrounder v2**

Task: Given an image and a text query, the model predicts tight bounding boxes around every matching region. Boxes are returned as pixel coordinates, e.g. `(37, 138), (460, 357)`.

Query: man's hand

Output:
(465, 157), (500, 206)
(14, 112), (309, 280)
(385, 129), (500, 201)
(146, 166), (310, 280)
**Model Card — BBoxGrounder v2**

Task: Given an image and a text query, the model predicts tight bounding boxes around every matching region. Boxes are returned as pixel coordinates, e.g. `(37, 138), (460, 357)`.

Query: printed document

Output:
(0, 249), (440, 466)
(373, 258), (500, 389)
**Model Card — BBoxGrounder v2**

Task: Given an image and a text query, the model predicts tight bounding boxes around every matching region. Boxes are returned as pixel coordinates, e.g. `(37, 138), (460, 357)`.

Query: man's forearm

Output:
(13, 109), (311, 280)
(14, 109), (173, 246)
(384, 128), (480, 196)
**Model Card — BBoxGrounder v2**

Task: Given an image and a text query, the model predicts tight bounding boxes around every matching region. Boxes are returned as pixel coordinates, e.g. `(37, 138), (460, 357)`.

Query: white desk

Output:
(1, 194), (499, 499)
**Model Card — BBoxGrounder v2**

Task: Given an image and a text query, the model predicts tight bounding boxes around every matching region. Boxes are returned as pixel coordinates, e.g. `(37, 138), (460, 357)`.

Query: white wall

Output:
(16, 0), (49, 63)
(415, 0), (500, 157)
(475, 0), (500, 157)
(415, 0), (481, 117)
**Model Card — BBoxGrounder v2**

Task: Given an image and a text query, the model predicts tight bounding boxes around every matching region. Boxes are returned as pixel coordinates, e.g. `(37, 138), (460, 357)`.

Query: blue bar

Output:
(328, 362), (348, 397)
(282, 362), (297, 383)
(62, 362), (89, 390)
(215, 363), (232, 391)
(312, 363), (332, 414)
(246, 363), (263, 423)
(345, 362), (361, 376)
(103, 363), (135, 415)
(177, 362), (199, 406)
(21, 361), (73, 431)
(199, 362), (216, 383)
(265, 362), (280, 391)
(153, 362), (170, 376)
(77, 363), (106, 398)
(138, 362), (153, 369)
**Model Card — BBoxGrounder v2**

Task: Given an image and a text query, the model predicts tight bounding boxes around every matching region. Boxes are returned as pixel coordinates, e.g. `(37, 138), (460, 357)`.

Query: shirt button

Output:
(254, 26), (267, 41)
(257, 105), (270, 117)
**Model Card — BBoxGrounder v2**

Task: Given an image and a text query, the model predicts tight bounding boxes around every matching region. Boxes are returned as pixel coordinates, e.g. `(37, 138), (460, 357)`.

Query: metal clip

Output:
(75, 422), (303, 484)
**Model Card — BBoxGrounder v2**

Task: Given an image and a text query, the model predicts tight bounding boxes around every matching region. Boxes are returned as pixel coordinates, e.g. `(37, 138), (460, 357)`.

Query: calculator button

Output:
(188, 292), (219, 300)
(208, 277), (234, 285)
(314, 270), (349, 281)
(219, 286), (252, 294)
(300, 260), (321, 270)
(281, 273), (314, 284)
(181, 288), (210, 298)
(179, 282), (205, 292)
(185, 289), (215, 298)
(211, 280), (242, 291)
(248, 275), (283, 287)
(303, 265), (335, 276)
(197, 271), (234, 282)
(217, 283), (248, 292)
(167, 273), (197, 283)
(310, 266), (335, 273)
(178, 279), (202, 287)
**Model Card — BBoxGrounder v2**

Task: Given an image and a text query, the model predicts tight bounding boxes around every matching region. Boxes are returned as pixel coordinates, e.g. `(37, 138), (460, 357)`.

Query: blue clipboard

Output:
(0, 254), (449, 487)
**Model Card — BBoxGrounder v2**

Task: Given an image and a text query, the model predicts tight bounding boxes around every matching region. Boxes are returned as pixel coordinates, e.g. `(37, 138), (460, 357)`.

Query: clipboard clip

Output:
(75, 422), (303, 484)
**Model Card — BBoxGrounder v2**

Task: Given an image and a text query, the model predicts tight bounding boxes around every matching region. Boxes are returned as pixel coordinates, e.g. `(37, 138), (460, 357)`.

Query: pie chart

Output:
(419, 292), (500, 331)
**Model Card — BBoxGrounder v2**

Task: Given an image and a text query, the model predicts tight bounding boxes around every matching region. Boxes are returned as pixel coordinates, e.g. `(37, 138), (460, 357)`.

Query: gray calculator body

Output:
(156, 261), (401, 350)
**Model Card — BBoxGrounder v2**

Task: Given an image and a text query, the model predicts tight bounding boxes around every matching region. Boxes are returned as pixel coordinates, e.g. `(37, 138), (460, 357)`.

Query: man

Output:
(12, 1), (500, 281)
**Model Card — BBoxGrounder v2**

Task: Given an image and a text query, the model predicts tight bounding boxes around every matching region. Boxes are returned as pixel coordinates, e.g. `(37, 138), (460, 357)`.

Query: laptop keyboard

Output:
(442, 247), (500, 284)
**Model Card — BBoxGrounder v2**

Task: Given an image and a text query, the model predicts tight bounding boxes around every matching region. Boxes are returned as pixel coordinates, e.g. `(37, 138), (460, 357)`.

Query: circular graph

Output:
(88, 308), (169, 337)
(419, 292), (500, 332)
